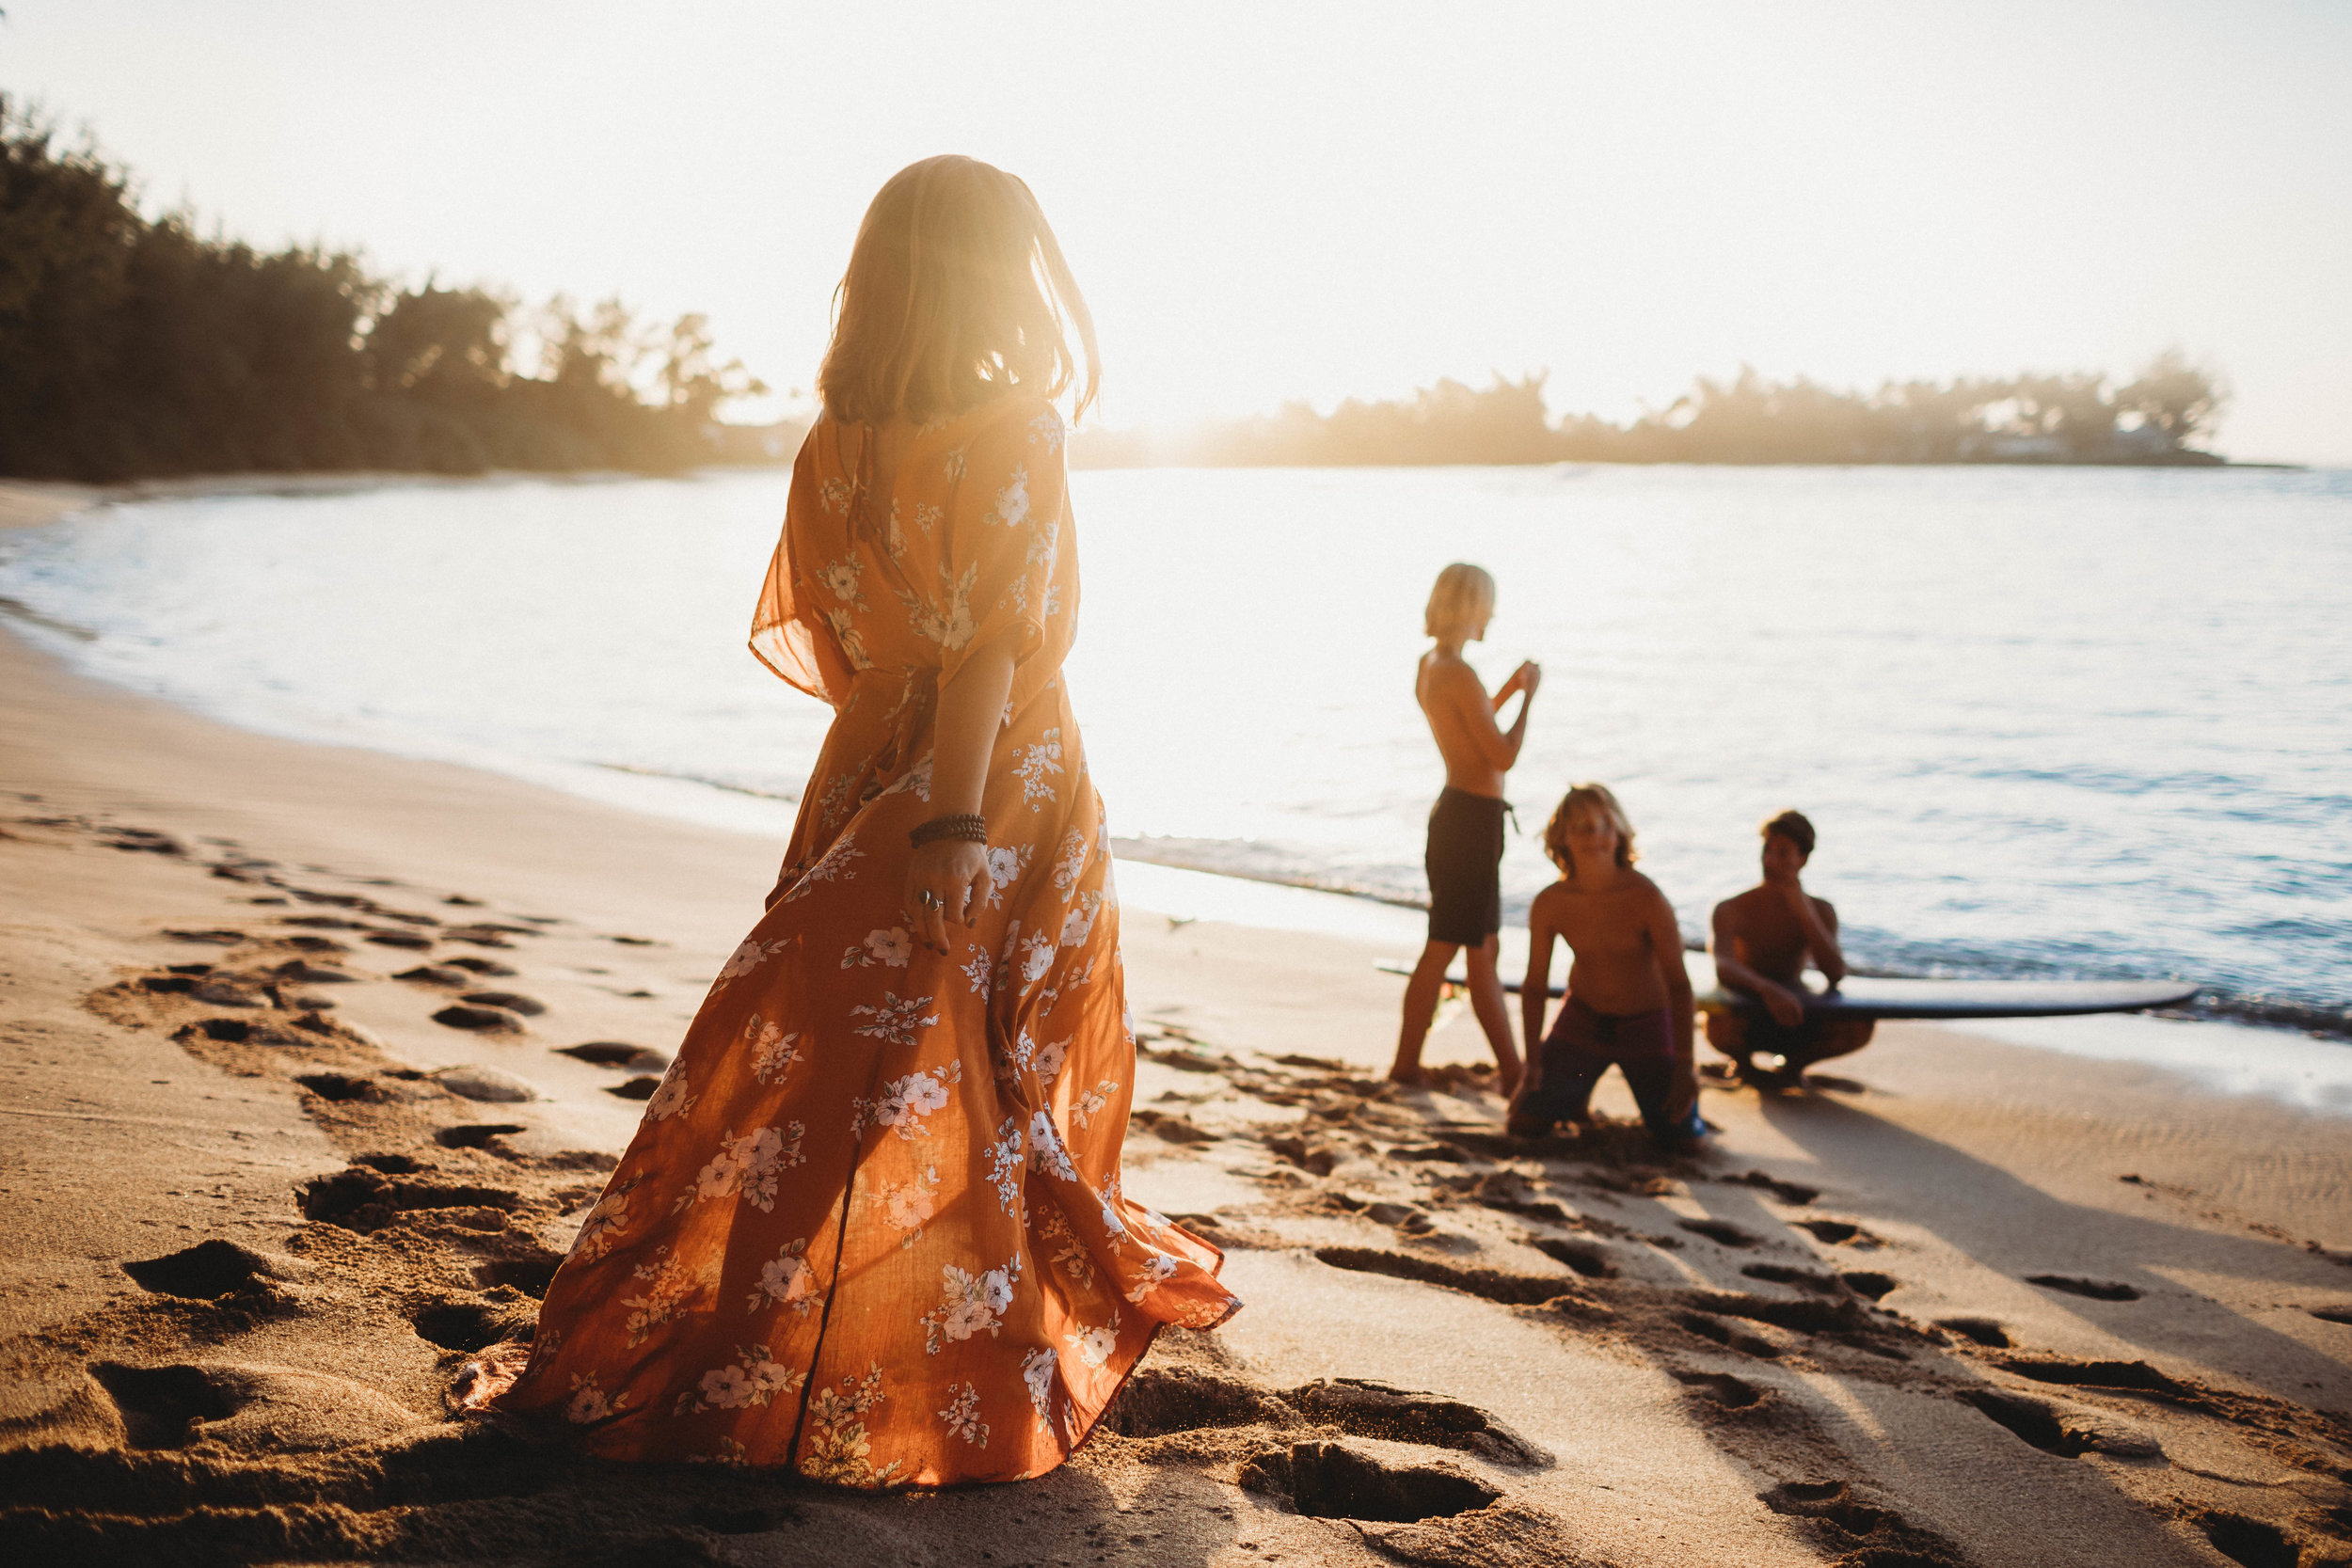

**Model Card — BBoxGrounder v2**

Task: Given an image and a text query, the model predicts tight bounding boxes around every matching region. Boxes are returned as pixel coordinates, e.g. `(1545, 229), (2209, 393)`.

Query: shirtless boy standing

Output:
(1507, 784), (1698, 1151)
(1389, 562), (1539, 1092)
(1707, 810), (1875, 1083)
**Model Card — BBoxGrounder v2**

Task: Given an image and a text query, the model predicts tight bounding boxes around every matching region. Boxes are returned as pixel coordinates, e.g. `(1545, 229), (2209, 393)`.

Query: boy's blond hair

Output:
(1423, 562), (1497, 641)
(1543, 783), (1639, 877)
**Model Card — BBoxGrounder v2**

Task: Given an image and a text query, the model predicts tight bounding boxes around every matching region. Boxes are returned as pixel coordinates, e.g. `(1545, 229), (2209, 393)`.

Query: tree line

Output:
(5, 96), (2230, 482)
(0, 97), (770, 482)
(1074, 359), (2228, 469)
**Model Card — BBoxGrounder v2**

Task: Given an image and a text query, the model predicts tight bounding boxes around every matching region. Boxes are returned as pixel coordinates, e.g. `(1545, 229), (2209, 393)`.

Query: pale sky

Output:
(9, 0), (2350, 462)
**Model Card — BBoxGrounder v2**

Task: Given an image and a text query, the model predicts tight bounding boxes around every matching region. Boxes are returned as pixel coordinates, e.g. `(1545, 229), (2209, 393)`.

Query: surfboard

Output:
(1374, 956), (2198, 1021)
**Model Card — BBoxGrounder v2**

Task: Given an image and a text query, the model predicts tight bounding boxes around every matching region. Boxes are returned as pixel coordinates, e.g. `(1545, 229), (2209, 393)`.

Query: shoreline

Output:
(6, 465), (2344, 1053)
(4, 591), (2352, 1560)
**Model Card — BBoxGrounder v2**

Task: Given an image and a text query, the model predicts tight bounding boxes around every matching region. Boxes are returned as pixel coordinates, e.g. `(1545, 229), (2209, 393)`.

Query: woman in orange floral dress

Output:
(464, 155), (1240, 1485)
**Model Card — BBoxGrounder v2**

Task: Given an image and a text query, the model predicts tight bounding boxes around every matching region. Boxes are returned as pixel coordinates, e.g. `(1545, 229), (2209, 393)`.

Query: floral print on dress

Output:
(985, 843), (1033, 907)
(716, 936), (793, 986)
(675, 1343), (805, 1416)
(850, 990), (939, 1048)
(1068, 1309), (1120, 1370)
(856, 1060), (959, 1137)
(919, 1253), (1021, 1354)
(687, 1123), (805, 1212)
(748, 1237), (820, 1314)
(1015, 729), (1064, 807)
(620, 1247), (717, 1348)
(842, 927), (913, 969)
(784, 830), (866, 904)
(802, 1364), (902, 1486)
(747, 1018), (803, 1085)
(497, 394), (1238, 1487)
(567, 1183), (636, 1264)
(645, 1063), (695, 1122)
(938, 1381), (988, 1447)
(567, 1374), (627, 1424)
(881, 1167), (939, 1247)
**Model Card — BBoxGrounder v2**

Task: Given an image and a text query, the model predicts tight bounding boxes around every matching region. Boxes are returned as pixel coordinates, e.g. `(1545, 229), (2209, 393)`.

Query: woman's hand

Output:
(904, 839), (990, 955)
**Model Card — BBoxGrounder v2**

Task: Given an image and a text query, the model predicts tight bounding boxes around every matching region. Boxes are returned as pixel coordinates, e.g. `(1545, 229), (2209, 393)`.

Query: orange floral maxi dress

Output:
(493, 393), (1241, 1485)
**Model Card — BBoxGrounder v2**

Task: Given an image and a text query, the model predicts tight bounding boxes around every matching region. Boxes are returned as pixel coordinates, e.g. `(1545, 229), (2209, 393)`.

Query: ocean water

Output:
(2, 463), (2345, 1030)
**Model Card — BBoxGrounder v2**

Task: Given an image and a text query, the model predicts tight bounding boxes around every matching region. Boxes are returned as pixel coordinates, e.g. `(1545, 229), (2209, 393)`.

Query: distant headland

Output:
(1069, 360), (2230, 470)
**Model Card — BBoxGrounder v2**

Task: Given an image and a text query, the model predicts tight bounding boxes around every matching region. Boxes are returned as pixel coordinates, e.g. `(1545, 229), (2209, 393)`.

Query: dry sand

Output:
(3, 485), (2351, 1566)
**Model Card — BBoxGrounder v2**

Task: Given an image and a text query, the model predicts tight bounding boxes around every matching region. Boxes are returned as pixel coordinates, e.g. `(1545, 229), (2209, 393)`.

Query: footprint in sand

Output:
(448, 956), (519, 978)
(433, 1066), (537, 1101)
(294, 1072), (392, 1103)
(1935, 1315), (2010, 1346)
(433, 1124), (527, 1150)
(1673, 1370), (1766, 1409)
(408, 1289), (538, 1354)
(90, 1360), (422, 1452)
(174, 1017), (300, 1046)
(433, 1005), (525, 1033)
(1110, 1365), (1550, 1469)
(280, 935), (350, 955)
(164, 927), (245, 945)
(397, 964), (472, 988)
(459, 990), (545, 1017)
(121, 1238), (310, 1300)
(1529, 1237), (1616, 1278)
(1679, 1218), (1763, 1249)
(1313, 1246), (1584, 1307)
(1741, 1262), (1846, 1294)
(1793, 1217), (1883, 1247)
(1678, 1311), (1785, 1358)
(607, 1076), (660, 1100)
(1723, 1169), (1820, 1205)
(558, 1041), (671, 1070)
(1240, 1441), (1500, 1523)
(364, 929), (435, 950)
(2025, 1273), (2142, 1302)
(1757, 1480), (1967, 1565)
(270, 958), (359, 985)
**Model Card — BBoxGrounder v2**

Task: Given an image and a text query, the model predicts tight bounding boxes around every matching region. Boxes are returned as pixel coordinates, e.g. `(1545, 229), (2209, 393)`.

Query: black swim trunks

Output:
(1424, 785), (1506, 946)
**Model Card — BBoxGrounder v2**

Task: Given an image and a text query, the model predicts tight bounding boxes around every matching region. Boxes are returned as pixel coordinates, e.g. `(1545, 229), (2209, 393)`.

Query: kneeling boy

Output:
(1508, 784), (1698, 1152)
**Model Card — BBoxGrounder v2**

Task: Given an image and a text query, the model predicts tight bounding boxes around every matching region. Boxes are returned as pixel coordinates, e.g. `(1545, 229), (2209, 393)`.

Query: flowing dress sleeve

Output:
(748, 429), (854, 707)
(941, 398), (1077, 717)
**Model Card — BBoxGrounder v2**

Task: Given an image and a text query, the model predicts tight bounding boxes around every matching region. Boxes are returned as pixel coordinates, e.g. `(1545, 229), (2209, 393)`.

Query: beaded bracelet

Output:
(909, 813), (988, 849)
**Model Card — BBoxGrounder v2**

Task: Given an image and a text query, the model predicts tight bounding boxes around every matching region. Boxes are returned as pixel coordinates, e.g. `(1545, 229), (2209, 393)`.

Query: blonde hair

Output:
(818, 155), (1099, 428)
(1543, 784), (1639, 877)
(1423, 562), (1496, 641)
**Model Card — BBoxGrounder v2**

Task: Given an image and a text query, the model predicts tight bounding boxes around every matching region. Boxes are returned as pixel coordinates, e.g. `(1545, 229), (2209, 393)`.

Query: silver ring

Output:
(916, 890), (941, 911)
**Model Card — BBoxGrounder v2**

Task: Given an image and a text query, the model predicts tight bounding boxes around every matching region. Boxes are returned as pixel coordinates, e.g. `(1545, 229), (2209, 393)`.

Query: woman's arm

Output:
(903, 627), (1023, 953)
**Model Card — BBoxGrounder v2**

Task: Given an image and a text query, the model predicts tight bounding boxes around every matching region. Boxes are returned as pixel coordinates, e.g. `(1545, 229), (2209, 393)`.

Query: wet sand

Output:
(4, 486), (2351, 1565)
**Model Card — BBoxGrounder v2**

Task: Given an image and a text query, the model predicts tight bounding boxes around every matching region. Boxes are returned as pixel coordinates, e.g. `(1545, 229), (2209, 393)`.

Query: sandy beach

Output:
(4, 486), (2351, 1566)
